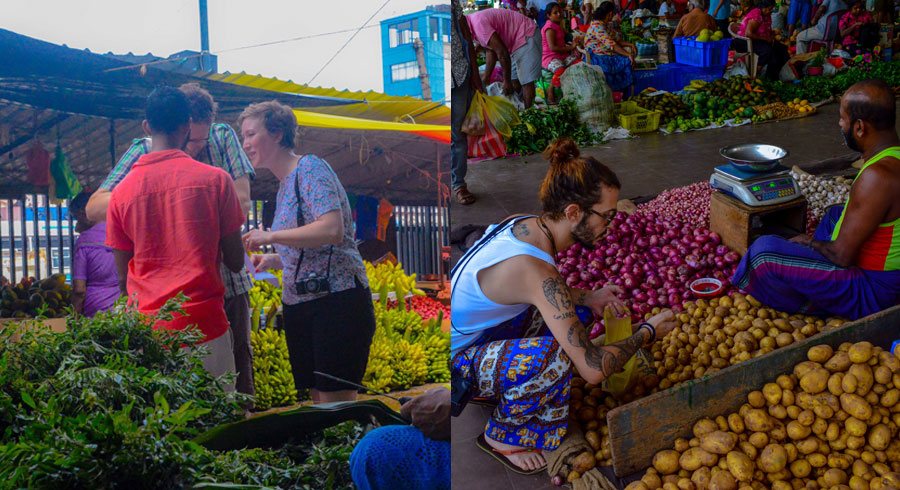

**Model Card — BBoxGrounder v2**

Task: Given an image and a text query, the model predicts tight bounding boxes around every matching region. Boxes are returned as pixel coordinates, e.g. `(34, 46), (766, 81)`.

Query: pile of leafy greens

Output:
(766, 61), (900, 103)
(505, 97), (600, 156)
(0, 298), (361, 490)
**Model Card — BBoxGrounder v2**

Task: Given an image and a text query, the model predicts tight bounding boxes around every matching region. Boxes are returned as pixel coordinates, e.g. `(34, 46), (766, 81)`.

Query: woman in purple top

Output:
(69, 192), (120, 317)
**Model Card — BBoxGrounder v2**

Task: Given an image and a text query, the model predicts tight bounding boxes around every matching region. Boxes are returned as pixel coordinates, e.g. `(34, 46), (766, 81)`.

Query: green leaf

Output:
(20, 392), (35, 409)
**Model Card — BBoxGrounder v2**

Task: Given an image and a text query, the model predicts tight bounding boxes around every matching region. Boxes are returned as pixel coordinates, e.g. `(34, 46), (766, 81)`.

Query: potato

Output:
(848, 475), (869, 490)
(868, 424), (891, 451)
(841, 393), (874, 421)
(786, 405), (801, 419)
(824, 468), (850, 487)
(709, 469), (738, 490)
(627, 482), (651, 490)
(694, 419), (720, 438)
(795, 361), (821, 379)
(846, 417), (869, 437)
(749, 432), (769, 449)
(777, 375), (796, 391)
(829, 453), (853, 470)
(678, 478), (696, 490)
(715, 416), (730, 432)
(770, 404), (789, 420)
(790, 459), (812, 478)
(727, 413), (745, 434)
(739, 441), (758, 460)
(827, 352), (853, 372)
(701, 431), (738, 455)
(771, 480), (792, 490)
(681, 448), (716, 472)
(849, 363), (875, 395)
(830, 373), (846, 396)
(809, 345), (835, 363)
(654, 450), (682, 475)
(744, 409), (773, 432)
(879, 352), (900, 372)
(764, 383), (784, 405)
(801, 368), (831, 394)
(796, 437), (819, 455)
(875, 366), (892, 385)
(798, 410), (815, 426)
(675, 438), (691, 453)
(748, 391), (767, 408)
(691, 467), (711, 490)
(844, 374), (860, 395)
(849, 342), (875, 364)
(726, 451), (754, 482)
(809, 453), (828, 468)
(568, 471), (582, 483)
(643, 473), (664, 490)
(787, 420), (812, 440)
(586, 430), (601, 450)
(572, 451), (597, 474)
(759, 444), (788, 473)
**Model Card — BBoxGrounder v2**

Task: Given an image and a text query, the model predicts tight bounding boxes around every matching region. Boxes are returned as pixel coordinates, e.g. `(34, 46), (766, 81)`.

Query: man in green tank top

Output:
(732, 80), (900, 320)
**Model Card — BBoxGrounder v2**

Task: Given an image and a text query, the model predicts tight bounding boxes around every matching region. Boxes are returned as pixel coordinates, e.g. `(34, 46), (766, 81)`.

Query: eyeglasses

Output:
(585, 207), (617, 225)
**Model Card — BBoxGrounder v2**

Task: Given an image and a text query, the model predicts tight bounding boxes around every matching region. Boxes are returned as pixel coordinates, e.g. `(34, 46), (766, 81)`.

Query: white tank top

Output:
(451, 216), (556, 356)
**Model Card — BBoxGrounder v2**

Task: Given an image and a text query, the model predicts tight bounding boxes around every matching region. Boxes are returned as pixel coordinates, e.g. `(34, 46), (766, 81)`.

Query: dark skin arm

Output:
(745, 19), (774, 42)
(791, 159), (900, 267)
(483, 33), (515, 95)
(113, 249), (134, 297)
(72, 279), (86, 315)
(220, 230), (245, 273)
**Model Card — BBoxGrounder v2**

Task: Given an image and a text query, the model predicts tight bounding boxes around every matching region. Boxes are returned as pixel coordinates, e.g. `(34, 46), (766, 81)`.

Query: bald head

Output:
(843, 80), (897, 131)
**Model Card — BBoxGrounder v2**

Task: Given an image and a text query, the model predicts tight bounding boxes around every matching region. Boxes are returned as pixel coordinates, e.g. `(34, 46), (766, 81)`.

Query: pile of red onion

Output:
(556, 211), (741, 333)
(637, 182), (713, 228)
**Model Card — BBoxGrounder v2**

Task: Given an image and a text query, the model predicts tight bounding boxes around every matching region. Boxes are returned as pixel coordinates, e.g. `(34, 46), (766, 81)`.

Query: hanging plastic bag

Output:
(49, 146), (82, 200)
(480, 92), (521, 138)
(601, 307), (637, 396)
(467, 115), (507, 159)
(462, 92), (486, 136)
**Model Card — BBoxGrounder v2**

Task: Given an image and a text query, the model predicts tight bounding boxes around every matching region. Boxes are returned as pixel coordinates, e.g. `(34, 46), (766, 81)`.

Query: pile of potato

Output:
(570, 380), (621, 468)
(629, 341), (900, 490)
(647, 293), (846, 395)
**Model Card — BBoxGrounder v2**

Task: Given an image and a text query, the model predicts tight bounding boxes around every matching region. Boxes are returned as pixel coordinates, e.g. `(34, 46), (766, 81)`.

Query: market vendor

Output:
(542, 2), (583, 104)
(451, 137), (678, 474)
(733, 80), (900, 320)
(674, 0), (718, 38)
(586, 3), (637, 94)
(658, 0), (677, 17)
(795, 0), (848, 53)
(733, 0), (790, 81)
(468, 7), (542, 109)
(838, 0), (877, 55)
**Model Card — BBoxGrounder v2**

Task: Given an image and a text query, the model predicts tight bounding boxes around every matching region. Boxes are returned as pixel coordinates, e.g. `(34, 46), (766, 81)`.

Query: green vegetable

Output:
(505, 97), (599, 155)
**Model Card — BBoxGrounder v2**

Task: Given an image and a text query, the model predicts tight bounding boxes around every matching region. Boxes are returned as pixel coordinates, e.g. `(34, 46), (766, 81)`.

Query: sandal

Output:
(469, 397), (499, 408)
(455, 186), (476, 205)
(476, 433), (546, 475)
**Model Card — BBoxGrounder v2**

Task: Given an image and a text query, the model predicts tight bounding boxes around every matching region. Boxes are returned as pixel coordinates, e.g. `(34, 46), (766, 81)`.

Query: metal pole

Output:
(31, 195), (40, 280)
(6, 199), (15, 284)
(43, 195), (51, 277)
(199, 0), (210, 70)
(56, 202), (64, 276)
(67, 200), (74, 273)
(109, 119), (116, 168)
(21, 199), (29, 280)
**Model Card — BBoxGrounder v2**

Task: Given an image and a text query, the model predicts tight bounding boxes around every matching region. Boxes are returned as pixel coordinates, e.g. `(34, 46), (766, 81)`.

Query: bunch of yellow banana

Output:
(248, 270), (282, 311)
(389, 339), (428, 390)
(362, 333), (395, 393)
(250, 327), (298, 410)
(420, 317), (451, 383)
(365, 261), (426, 299)
(374, 306), (424, 340)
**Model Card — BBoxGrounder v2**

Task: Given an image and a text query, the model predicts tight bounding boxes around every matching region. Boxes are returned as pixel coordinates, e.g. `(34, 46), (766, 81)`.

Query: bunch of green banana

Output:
(365, 261), (426, 300)
(389, 339), (428, 390)
(417, 315), (450, 383)
(250, 327), (298, 410)
(374, 306), (424, 340)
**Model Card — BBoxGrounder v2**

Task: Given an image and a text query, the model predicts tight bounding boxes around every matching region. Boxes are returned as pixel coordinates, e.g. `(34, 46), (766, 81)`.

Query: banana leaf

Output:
(193, 399), (409, 451)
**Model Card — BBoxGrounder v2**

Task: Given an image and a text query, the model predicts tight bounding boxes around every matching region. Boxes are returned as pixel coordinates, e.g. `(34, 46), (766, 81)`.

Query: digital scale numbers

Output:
(747, 179), (795, 201)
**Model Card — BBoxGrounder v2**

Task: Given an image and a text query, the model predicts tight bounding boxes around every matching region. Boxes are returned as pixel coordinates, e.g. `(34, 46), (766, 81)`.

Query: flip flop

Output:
(476, 433), (546, 475)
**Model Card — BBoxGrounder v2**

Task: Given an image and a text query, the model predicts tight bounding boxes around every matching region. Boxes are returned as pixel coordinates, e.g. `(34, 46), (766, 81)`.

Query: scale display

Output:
(710, 164), (801, 207)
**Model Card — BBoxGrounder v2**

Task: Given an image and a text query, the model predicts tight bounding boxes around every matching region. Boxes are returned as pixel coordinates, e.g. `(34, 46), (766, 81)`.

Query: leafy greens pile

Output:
(505, 97), (600, 155)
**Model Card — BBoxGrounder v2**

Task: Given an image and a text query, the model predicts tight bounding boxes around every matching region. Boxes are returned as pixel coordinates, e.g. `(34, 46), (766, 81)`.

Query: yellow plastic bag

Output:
(461, 92), (486, 136)
(602, 307), (637, 396)
(481, 92), (521, 138)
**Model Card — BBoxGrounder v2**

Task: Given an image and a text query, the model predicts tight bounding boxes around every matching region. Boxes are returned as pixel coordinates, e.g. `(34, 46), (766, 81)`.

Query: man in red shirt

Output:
(106, 86), (245, 385)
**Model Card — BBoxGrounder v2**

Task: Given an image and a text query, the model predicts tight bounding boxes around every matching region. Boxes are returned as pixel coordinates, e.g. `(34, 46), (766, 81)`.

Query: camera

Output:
(295, 275), (331, 295)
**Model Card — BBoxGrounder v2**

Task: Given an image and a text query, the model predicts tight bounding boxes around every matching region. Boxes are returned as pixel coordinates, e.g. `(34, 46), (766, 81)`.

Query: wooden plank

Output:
(607, 304), (900, 477)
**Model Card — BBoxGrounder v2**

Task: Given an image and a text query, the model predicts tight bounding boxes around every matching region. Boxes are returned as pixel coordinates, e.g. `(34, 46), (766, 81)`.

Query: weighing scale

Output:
(710, 163), (801, 207)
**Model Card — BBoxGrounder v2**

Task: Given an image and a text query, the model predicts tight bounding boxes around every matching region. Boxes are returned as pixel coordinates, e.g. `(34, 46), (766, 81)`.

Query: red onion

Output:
(637, 181), (713, 228)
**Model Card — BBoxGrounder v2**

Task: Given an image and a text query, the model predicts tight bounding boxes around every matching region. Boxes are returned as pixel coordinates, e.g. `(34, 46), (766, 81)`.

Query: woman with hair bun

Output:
(450, 138), (678, 474)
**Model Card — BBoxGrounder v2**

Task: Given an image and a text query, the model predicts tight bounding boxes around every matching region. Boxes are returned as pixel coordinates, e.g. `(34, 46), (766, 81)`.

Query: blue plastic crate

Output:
(670, 63), (724, 89)
(633, 63), (680, 93)
(673, 36), (731, 68)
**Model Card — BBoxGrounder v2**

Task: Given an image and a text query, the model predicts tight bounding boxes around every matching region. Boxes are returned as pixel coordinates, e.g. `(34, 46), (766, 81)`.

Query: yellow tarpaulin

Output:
(293, 110), (450, 144)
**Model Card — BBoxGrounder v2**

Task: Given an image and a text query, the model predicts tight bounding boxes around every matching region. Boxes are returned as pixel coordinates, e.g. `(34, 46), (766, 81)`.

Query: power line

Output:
(215, 25), (380, 54)
(305, 0), (393, 87)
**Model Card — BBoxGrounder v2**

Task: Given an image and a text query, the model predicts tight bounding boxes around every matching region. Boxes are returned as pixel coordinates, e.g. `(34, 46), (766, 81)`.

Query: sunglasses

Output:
(584, 207), (617, 225)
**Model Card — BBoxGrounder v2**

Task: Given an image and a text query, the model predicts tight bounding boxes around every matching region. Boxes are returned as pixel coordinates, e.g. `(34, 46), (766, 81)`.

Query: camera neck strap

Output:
(292, 168), (334, 287)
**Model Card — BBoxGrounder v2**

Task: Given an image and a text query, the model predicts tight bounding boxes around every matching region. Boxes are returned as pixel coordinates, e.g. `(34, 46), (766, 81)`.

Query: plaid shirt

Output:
(100, 123), (255, 299)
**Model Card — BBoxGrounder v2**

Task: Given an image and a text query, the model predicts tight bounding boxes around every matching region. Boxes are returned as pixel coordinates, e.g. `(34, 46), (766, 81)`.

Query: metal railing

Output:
(394, 205), (448, 280)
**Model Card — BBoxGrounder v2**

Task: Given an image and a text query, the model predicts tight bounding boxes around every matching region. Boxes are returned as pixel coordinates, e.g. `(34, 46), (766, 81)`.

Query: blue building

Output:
(380, 5), (450, 103)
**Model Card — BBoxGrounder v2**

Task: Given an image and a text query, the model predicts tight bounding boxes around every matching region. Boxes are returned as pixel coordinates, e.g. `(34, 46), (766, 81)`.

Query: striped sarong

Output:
(732, 206), (900, 320)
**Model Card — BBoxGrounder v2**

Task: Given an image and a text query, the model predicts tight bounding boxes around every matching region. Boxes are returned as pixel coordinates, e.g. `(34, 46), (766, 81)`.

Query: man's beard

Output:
(842, 126), (862, 152)
(572, 215), (599, 248)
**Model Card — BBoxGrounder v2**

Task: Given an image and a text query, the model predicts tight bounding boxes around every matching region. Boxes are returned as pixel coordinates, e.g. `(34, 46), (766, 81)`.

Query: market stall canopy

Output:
(0, 29), (448, 204)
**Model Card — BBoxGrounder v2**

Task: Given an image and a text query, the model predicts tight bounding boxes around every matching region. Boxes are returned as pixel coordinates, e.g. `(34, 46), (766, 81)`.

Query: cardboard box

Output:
(0, 317), (67, 342)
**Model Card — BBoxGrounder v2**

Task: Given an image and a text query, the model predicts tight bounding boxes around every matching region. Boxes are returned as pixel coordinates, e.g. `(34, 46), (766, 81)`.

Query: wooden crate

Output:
(709, 191), (807, 256)
(607, 304), (900, 477)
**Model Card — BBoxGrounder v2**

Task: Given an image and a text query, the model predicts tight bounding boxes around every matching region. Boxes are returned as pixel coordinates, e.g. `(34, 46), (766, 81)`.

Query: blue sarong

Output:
(451, 307), (572, 451)
(350, 425), (450, 490)
(732, 206), (900, 320)
(590, 53), (634, 92)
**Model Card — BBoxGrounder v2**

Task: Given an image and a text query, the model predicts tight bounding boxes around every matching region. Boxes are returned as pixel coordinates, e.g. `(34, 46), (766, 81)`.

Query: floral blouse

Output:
(586, 21), (617, 55)
(839, 10), (873, 46)
(738, 8), (773, 39)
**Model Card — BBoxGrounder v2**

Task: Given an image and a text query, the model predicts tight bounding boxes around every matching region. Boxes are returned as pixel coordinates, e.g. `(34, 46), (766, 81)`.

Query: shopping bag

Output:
(601, 307), (637, 396)
(480, 91), (521, 137)
(49, 146), (82, 200)
(461, 92), (486, 136)
(467, 113), (507, 159)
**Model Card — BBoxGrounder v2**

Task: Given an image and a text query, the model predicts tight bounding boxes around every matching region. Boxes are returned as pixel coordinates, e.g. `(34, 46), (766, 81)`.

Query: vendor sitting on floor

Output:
(585, 2), (637, 94)
(542, 2), (583, 104)
(450, 137), (677, 475)
(733, 80), (900, 320)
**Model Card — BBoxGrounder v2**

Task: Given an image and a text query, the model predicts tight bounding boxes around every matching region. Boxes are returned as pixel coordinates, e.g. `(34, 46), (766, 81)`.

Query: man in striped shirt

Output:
(86, 83), (257, 399)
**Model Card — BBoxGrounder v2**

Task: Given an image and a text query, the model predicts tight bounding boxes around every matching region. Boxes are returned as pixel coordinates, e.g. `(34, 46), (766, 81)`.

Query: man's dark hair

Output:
(69, 191), (90, 214)
(145, 86), (191, 134)
(846, 79), (897, 131)
(179, 83), (217, 124)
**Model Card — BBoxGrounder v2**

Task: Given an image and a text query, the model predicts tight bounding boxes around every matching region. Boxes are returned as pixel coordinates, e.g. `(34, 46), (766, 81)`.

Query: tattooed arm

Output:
(528, 265), (675, 385)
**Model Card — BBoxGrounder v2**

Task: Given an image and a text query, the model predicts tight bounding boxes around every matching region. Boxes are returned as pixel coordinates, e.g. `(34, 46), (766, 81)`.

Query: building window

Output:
(430, 17), (440, 42)
(391, 61), (420, 82)
(389, 19), (420, 48)
(443, 19), (450, 43)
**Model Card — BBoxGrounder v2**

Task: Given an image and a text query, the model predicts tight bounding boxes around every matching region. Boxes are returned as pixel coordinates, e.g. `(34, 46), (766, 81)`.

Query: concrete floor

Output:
(449, 102), (876, 490)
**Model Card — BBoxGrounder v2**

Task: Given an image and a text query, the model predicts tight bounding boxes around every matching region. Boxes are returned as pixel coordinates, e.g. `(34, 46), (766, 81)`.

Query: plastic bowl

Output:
(690, 278), (724, 298)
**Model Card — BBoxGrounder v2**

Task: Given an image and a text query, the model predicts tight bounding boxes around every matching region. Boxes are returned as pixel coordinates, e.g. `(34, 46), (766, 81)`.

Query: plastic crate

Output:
(670, 63), (724, 89)
(615, 101), (661, 133)
(672, 36), (731, 67)
(632, 63), (680, 93)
